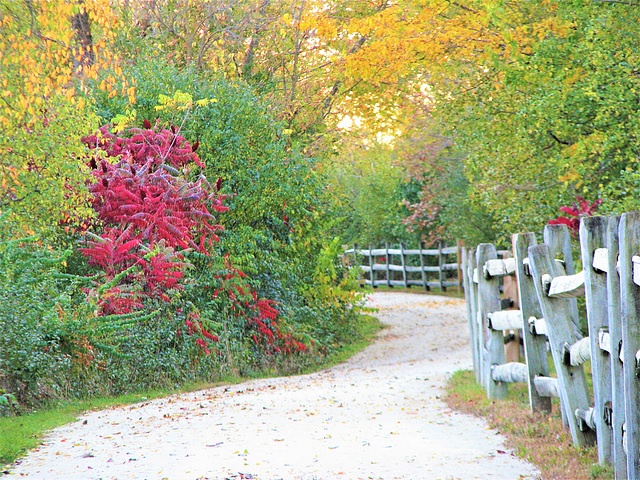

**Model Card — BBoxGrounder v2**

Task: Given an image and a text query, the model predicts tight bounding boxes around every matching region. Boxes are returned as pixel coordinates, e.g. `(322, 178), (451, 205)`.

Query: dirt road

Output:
(7, 292), (541, 480)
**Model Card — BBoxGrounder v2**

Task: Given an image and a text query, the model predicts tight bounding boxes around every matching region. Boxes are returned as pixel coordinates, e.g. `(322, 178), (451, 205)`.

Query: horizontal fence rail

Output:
(345, 241), (462, 291)
(462, 213), (640, 480)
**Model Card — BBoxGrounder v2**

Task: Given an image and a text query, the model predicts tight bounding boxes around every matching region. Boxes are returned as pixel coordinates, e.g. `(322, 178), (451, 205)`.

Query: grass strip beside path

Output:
(444, 370), (614, 480)
(1, 313), (384, 469)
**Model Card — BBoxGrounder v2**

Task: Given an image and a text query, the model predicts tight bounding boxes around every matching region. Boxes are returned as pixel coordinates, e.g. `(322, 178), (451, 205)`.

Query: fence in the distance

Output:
(345, 241), (462, 291)
(462, 214), (640, 480)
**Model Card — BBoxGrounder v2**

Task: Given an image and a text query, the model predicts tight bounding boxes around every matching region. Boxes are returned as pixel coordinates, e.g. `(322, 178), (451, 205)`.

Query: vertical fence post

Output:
(579, 216), (613, 464)
(477, 243), (507, 399)
(528, 243), (596, 447)
(543, 224), (577, 428)
(462, 247), (480, 378)
(400, 242), (408, 288)
(619, 212), (640, 479)
(439, 240), (446, 291)
(419, 241), (428, 291)
(544, 224), (581, 325)
(367, 244), (375, 288)
(466, 247), (482, 384)
(512, 232), (551, 414)
(606, 216), (626, 478)
(457, 239), (464, 293)
(353, 243), (360, 287)
(385, 242), (391, 288)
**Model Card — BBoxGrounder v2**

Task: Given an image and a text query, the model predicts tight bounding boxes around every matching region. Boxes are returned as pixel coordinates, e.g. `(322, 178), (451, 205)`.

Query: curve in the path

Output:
(7, 292), (541, 480)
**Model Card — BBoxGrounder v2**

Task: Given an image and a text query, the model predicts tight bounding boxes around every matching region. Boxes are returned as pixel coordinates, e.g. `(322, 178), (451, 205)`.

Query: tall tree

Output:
(0, 0), (133, 235)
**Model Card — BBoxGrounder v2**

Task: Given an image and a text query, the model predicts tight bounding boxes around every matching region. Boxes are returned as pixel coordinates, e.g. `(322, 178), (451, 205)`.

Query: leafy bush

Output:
(92, 60), (364, 349)
(0, 231), (91, 409)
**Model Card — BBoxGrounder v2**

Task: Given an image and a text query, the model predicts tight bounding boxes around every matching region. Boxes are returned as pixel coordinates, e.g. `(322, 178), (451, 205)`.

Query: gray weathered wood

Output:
(593, 247), (609, 273)
(543, 225), (580, 432)
(385, 242), (391, 288)
(467, 248), (482, 384)
(349, 244), (459, 290)
(527, 317), (548, 336)
(634, 256), (640, 287)
(598, 328), (611, 354)
(534, 376), (560, 398)
(606, 215), (627, 479)
(568, 337), (591, 366)
(477, 243), (507, 399)
(462, 248), (479, 376)
(483, 257), (517, 278)
(368, 244), (375, 288)
(513, 233), (551, 413)
(576, 407), (597, 432)
(487, 310), (524, 331)
(491, 362), (528, 383)
(618, 212), (640, 479)
(438, 240), (446, 291)
(457, 239), (464, 292)
(418, 241), (427, 291)
(528, 243), (596, 446)
(580, 216), (613, 464)
(546, 270), (586, 298)
(400, 242), (408, 288)
(544, 224), (581, 331)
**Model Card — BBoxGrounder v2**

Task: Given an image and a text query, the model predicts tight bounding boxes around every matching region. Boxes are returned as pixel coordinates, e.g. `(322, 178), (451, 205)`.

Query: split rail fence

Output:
(462, 213), (640, 479)
(345, 241), (462, 291)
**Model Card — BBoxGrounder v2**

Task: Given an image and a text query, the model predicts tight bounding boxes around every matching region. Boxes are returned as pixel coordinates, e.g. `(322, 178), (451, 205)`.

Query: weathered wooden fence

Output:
(345, 241), (462, 291)
(462, 214), (640, 479)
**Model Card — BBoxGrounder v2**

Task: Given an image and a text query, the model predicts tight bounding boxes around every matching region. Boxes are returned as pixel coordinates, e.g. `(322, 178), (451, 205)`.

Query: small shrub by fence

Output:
(345, 241), (462, 291)
(462, 214), (640, 479)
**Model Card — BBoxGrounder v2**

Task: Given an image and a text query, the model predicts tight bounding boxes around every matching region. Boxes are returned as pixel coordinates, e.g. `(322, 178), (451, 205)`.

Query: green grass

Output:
(444, 369), (614, 480)
(0, 313), (384, 469)
(360, 284), (465, 299)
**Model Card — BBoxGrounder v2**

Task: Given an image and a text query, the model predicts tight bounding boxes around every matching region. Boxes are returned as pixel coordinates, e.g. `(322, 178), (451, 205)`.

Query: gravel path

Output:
(7, 292), (541, 480)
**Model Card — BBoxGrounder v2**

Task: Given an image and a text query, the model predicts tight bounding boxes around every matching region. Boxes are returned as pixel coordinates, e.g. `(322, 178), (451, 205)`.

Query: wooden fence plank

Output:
(462, 248), (479, 376)
(606, 215), (626, 478)
(543, 224), (581, 429)
(513, 233), (551, 413)
(400, 242), (408, 288)
(483, 257), (517, 278)
(419, 241), (427, 291)
(384, 242), (391, 288)
(567, 337), (591, 366)
(491, 362), (528, 383)
(367, 244), (374, 287)
(350, 243), (459, 290)
(547, 271), (586, 298)
(457, 239), (464, 292)
(487, 310), (523, 331)
(438, 240), (446, 291)
(618, 212), (640, 479)
(544, 224), (581, 330)
(477, 243), (507, 399)
(580, 216), (613, 464)
(466, 247), (482, 384)
(593, 248), (609, 273)
(528, 243), (596, 447)
(534, 376), (560, 398)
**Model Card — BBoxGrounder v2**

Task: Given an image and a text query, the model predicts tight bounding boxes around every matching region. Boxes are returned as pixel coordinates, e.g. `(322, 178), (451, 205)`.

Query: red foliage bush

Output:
(80, 123), (226, 319)
(549, 196), (602, 233)
(79, 121), (308, 357)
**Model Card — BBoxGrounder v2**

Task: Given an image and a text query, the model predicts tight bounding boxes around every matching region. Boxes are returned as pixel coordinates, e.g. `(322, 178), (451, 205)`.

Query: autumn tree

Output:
(332, 0), (640, 242)
(0, 0), (132, 235)
(111, 0), (388, 148)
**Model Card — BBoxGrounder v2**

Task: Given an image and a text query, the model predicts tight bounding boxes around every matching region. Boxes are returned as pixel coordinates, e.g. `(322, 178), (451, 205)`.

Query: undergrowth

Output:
(0, 313), (383, 468)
